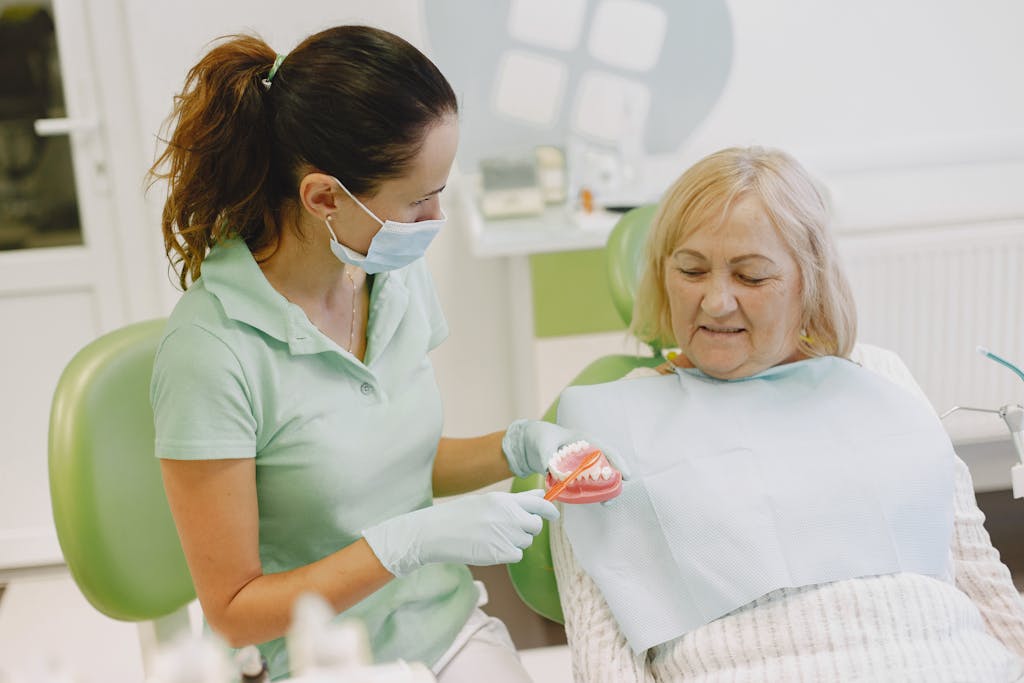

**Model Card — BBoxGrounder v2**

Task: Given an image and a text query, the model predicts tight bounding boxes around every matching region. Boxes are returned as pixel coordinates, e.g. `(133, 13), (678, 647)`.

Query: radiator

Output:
(839, 220), (1024, 443)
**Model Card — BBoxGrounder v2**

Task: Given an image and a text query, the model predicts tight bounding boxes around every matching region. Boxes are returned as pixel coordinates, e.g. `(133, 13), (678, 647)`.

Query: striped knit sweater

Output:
(550, 349), (1024, 682)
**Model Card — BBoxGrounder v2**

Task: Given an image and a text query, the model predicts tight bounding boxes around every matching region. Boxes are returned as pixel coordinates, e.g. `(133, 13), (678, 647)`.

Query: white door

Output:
(0, 0), (131, 571)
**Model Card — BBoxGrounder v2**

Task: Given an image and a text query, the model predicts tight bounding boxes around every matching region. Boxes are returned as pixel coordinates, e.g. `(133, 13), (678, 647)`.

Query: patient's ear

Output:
(672, 352), (694, 369)
(656, 351), (694, 374)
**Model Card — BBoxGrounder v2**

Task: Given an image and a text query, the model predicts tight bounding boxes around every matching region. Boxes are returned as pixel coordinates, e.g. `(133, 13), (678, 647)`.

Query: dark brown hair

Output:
(148, 25), (458, 289)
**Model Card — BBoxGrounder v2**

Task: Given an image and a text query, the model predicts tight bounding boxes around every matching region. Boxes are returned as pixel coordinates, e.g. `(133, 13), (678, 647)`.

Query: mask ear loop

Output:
(324, 214), (341, 242)
(331, 176), (385, 227)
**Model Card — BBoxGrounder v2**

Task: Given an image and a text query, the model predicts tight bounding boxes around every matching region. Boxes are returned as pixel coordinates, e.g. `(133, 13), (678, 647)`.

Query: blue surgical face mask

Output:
(324, 176), (445, 274)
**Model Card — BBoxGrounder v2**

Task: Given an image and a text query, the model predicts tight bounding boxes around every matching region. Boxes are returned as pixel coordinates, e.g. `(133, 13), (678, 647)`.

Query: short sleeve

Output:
(150, 323), (258, 460)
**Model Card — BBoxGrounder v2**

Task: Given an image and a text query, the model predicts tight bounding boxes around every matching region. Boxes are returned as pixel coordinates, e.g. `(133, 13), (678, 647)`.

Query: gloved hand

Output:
(362, 490), (559, 577)
(501, 419), (631, 480)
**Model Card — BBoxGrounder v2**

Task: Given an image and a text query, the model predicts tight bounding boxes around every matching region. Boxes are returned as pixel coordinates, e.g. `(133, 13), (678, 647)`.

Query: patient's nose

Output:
(700, 276), (738, 317)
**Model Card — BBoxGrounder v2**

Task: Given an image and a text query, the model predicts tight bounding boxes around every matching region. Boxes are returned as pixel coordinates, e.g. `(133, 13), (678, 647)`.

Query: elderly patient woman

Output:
(550, 147), (1024, 682)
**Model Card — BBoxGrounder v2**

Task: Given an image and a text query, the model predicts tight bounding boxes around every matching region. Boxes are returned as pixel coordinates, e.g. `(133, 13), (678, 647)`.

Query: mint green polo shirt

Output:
(150, 238), (477, 679)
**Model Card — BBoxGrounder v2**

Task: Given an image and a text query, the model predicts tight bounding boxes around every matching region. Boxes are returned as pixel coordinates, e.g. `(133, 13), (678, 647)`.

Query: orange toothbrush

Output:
(544, 448), (603, 501)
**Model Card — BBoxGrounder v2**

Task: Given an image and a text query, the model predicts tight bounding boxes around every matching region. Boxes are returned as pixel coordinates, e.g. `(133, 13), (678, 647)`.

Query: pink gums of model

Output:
(545, 440), (623, 504)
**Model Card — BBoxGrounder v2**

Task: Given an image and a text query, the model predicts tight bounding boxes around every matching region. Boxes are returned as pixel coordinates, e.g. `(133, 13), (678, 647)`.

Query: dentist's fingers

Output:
(513, 489), (560, 521)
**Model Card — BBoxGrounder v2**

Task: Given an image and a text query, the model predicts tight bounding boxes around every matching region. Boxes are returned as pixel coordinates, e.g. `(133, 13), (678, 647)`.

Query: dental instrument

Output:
(941, 346), (1024, 498)
(977, 346), (1024, 383)
(236, 646), (270, 683)
(286, 593), (436, 682)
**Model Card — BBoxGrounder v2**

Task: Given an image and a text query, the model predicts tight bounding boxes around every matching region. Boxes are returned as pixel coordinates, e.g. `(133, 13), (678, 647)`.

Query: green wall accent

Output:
(530, 249), (627, 338)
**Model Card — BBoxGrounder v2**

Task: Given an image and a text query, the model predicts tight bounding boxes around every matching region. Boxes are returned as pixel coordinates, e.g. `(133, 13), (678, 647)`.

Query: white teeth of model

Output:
(550, 451), (566, 478)
(601, 466), (612, 480)
(550, 441), (598, 480)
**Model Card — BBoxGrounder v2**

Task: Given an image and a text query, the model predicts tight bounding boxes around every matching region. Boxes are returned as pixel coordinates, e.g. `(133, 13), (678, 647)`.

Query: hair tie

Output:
(261, 53), (286, 90)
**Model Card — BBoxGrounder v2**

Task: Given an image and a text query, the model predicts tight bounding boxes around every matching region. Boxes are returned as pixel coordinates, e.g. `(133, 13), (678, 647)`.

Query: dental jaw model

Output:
(546, 441), (622, 504)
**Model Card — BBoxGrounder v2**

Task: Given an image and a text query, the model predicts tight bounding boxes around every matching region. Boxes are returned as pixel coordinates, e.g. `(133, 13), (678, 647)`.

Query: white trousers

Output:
(433, 608), (533, 683)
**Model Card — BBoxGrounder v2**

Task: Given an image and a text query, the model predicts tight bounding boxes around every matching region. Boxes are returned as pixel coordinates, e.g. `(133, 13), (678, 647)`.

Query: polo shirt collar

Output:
(364, 271), (410, 366)
(201, 238), (410, 361)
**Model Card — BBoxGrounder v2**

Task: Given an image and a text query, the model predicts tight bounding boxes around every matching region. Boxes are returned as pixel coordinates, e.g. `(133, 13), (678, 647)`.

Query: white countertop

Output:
(464, 203), (623, 258)
(456, 158), (1024, 258)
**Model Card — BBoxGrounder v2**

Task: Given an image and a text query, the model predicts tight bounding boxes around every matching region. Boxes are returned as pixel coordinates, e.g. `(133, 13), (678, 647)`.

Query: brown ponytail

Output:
(149, 35), (279, 289)
(149, 26), (457, 290)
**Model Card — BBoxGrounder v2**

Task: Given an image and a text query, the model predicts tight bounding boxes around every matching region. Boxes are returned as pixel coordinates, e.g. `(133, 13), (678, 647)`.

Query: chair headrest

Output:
(605, 204), (658, 328)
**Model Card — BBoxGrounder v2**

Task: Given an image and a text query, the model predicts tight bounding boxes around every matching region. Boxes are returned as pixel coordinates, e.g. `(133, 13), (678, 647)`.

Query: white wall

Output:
(682, 0), (1024, 168)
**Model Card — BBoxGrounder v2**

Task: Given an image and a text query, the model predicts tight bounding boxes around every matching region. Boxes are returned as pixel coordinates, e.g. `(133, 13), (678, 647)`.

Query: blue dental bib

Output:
(557, 356), (954, 652)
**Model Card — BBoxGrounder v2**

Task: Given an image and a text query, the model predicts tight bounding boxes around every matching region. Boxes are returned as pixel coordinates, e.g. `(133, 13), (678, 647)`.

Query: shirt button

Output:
(360, 382), (373, 395)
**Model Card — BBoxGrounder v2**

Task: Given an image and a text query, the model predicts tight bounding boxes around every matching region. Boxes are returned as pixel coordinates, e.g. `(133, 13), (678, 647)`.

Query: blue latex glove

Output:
(362, 490), (559, 577)
(501, 419), (632, 480)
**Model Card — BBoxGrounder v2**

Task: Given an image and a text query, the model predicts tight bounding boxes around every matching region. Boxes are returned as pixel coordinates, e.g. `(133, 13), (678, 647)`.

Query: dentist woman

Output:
(148, 25), (570, 682)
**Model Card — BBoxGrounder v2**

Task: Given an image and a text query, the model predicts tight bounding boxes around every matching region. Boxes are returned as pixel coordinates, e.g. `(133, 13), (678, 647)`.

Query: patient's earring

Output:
(799, 327), (814, 344)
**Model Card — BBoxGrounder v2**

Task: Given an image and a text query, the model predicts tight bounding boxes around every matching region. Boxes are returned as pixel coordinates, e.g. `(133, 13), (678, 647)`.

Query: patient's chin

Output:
(545, 441), (623, 504)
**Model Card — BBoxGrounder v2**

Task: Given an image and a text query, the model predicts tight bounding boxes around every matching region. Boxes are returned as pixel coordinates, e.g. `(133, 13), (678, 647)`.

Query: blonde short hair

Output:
(631, 146), (857, 358)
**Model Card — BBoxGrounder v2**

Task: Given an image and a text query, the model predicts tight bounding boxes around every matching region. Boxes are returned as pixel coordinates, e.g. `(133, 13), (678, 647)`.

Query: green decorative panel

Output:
(530, 249), (626, 338)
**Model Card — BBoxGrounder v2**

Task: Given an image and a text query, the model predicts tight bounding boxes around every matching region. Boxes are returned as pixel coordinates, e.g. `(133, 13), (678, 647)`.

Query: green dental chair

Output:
(48, 318), (195, 666)
(507, 204), (663, 624)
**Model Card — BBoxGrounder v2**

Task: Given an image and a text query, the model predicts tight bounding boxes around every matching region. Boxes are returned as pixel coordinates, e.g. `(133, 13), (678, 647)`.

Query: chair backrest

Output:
(48, 318), (195, 622)
(507, 206), (660, 624)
